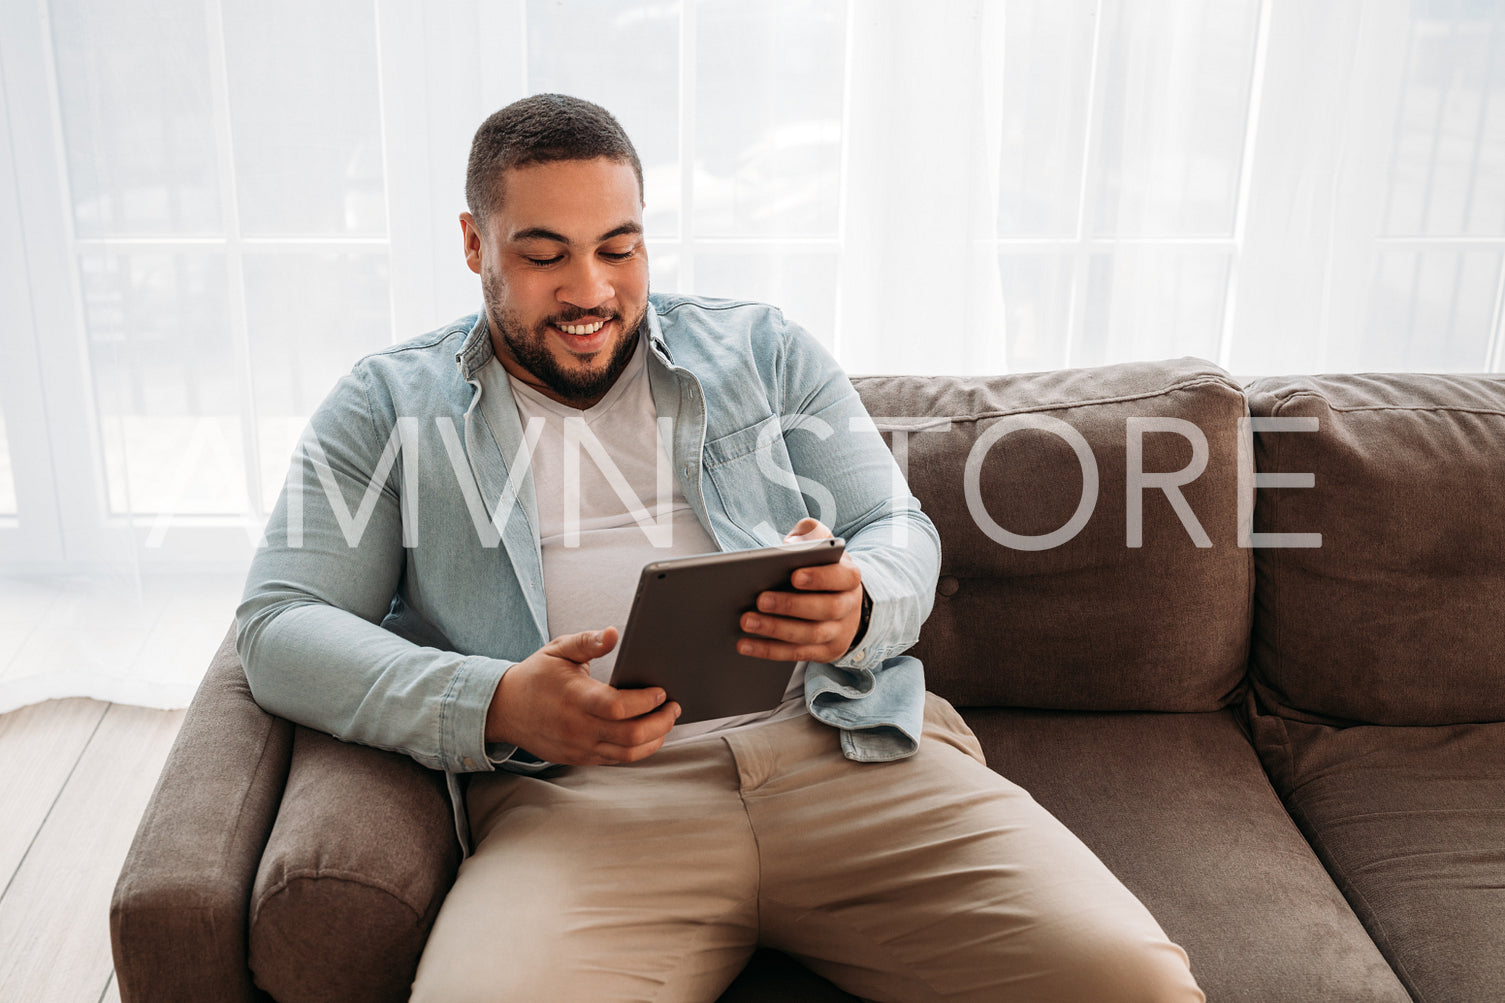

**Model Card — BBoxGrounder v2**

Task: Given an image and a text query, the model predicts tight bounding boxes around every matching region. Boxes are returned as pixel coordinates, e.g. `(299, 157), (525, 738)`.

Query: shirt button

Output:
(462, 757), (476, 769)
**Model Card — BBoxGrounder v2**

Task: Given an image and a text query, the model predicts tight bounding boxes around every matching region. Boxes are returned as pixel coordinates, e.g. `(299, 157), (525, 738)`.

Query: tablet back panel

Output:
(610, 539), (844, 723)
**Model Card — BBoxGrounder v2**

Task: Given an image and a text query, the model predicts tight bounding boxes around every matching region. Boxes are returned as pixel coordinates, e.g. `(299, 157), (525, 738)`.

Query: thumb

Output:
(548, 626), (618, 663)
(784, 517), (825, 543)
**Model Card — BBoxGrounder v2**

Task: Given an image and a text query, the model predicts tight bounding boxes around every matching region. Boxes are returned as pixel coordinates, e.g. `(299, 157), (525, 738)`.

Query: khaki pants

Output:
(410, 694), (1203, 1003)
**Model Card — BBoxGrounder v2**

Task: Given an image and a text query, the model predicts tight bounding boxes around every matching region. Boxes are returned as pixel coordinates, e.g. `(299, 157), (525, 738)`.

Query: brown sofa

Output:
(111, 358), (1505, 1002)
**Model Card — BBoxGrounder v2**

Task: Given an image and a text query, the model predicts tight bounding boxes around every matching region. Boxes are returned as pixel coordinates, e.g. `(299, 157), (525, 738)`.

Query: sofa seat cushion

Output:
(962, 706), (1410, 1003)
(248, 726), (460, 1003)
(1246, 373), (1505, 725)
(1248, 707), (1505, 1003)
(854, 360), (1252, 713)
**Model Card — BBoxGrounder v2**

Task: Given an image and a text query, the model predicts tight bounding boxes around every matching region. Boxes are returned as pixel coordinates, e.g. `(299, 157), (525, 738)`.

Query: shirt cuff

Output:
(834, 571), (896, 671)
(442, 654), (512, 772)
(484, 741), (520, 766)
(843, 584), (874, 657)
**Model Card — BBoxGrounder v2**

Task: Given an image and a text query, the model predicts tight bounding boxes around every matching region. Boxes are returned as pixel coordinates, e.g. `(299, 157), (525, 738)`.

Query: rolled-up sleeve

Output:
(772, 315), (942, 677)
(236, 366), (508, 773)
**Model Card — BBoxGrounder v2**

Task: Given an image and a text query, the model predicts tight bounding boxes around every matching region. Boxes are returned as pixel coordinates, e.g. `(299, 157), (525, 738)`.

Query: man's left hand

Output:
(738, 517), (865, 663)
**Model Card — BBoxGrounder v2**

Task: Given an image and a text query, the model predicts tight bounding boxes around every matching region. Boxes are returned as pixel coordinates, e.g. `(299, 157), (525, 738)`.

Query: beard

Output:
(483, 269), (646, 407)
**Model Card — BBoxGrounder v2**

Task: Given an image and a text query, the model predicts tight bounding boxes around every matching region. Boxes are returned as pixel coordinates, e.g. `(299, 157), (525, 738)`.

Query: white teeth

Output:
(558, 320), (606, 336)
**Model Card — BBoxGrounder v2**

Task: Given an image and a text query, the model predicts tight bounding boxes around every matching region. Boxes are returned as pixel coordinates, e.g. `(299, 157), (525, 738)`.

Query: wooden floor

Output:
(0, 697), (186, 1001)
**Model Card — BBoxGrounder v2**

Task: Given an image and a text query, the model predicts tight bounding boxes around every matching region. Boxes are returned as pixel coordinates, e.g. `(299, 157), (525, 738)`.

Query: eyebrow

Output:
(508, 222), (643, 245)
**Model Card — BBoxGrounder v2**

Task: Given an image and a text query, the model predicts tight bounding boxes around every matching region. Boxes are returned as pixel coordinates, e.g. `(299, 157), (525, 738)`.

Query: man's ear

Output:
(459, 212), (484, 275)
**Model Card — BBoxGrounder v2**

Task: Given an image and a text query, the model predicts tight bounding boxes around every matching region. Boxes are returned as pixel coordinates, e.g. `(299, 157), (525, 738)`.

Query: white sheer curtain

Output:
(1, 0), (1503, 710)
(835, 1), (1009, 375)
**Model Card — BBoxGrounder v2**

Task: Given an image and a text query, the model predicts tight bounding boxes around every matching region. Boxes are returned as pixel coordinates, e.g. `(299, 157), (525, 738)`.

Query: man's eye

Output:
(526, 255), (562, 266)
(601, 249), (636, 261)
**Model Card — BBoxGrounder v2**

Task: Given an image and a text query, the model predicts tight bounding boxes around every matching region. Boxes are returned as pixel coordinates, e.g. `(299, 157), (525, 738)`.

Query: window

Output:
(3, 0), (1503, 574)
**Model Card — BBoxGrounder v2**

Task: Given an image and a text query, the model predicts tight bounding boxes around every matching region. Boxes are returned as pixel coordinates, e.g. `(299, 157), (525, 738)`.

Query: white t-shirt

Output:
(478, 334), (806, 744)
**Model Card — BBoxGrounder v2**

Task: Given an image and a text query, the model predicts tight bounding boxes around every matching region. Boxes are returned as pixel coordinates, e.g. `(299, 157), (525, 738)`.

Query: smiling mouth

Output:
(554, 318), (608, 336)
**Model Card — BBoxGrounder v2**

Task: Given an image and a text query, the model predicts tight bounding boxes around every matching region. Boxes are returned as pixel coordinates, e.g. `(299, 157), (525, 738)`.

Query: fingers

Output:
(577, 675), (670, 721)
(592, 732), (669, 765)
(738, 589), (861, 662)
(739, 547), (864, 663)
(753, 553), (862, 616)
(783, 557), (861, 594)
(546, 626), (619, 663)
(747, 587), (859, 627)
(582, 698), (681, 765)
(488, 629), (682, 766)
(537, 676), (679, 766)
(736, 633), (844, 663)
(740, 610), (847, 647)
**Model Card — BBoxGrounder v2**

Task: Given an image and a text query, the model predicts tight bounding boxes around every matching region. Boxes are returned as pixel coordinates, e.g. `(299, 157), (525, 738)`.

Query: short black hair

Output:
(465, 93), (644, 228)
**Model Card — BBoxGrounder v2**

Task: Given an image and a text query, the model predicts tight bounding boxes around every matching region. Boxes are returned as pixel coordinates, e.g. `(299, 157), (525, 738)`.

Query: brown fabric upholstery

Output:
(964, 706), (1411, 1003)
(1247, 709), (1505, 1003)
(110, 628), (290, 1003)
(247, 726), (460, 1003)
(1246, 373), (1505, 725)
(855, 359), (1252, 712)
(1245, 373), (1505, 1003)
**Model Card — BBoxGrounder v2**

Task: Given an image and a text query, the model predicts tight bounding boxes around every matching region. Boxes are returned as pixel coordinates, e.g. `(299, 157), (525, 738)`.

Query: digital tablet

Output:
(608, 537), (847, 724)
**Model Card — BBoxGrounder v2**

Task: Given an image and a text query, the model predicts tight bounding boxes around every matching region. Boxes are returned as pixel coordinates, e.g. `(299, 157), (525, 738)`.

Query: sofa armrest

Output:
(247, 723), (459, 1003)
(111, 624), (293, 1003)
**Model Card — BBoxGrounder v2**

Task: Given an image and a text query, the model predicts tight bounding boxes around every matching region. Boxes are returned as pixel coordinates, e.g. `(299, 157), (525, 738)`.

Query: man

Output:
(238, 94), (1203, 1002)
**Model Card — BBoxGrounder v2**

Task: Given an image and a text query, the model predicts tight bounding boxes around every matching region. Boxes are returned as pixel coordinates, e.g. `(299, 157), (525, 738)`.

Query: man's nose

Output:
(557, 256), (612, 310)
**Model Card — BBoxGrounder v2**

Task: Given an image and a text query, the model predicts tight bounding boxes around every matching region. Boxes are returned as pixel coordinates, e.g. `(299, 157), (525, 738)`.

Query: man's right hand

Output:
(485, 627), (680, 766)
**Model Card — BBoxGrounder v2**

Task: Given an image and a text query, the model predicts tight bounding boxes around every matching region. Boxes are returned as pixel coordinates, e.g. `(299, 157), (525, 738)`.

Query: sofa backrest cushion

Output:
(854, 358), (1251, 712)
(1246, 373), (1505, 726)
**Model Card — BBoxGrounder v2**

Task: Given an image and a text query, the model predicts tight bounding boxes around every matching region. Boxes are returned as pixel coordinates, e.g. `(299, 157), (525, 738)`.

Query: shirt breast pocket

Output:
(702, 413), (812, 546)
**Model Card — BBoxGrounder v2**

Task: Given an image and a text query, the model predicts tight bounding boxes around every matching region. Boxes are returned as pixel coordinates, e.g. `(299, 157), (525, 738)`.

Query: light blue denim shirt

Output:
(237, 293), (941, 850)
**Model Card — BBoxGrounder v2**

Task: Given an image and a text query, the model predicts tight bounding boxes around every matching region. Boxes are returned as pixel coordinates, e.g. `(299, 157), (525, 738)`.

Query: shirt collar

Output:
(454, 309), (494, 381)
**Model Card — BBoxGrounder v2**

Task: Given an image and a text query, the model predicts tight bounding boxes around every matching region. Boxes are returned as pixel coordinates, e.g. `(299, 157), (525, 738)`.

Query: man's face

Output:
(461, 157), (648, 409)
